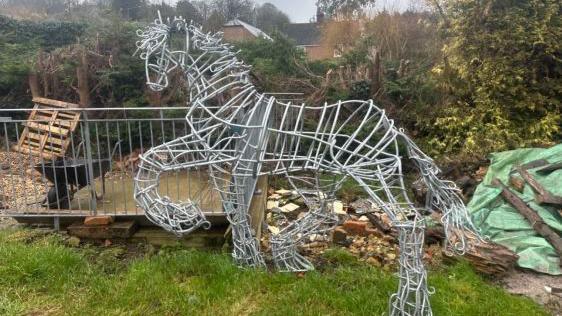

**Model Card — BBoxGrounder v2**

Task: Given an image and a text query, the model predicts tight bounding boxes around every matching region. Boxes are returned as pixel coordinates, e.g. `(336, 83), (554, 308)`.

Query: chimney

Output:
(316, 6), (325, 23)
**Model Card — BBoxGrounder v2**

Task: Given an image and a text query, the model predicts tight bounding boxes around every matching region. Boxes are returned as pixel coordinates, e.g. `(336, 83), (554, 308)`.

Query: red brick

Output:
(84, 216), (114, 226)
(343, 220), (367, 236)
(365, 228), (383, 237)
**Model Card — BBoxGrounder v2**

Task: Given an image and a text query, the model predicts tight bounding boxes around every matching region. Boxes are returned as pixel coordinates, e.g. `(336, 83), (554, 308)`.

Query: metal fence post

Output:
(82, 111), (97, 215)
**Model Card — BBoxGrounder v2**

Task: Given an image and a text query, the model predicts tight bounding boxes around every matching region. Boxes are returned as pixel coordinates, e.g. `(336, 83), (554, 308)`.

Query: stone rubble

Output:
(0, 152), (47, 210)
(262, 190), (401, 270)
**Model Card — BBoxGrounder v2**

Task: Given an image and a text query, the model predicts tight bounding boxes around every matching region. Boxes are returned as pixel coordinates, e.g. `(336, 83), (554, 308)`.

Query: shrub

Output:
(426, 0), (562, 158)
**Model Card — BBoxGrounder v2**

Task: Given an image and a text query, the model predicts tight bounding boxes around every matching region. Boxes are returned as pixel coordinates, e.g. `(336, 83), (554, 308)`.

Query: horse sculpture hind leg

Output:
(348, 158), (433, 316)
(270, 172), (340, 271)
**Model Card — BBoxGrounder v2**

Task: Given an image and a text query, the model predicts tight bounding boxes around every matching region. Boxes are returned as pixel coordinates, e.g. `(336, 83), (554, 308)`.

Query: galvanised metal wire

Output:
(133, 13), (482, 315)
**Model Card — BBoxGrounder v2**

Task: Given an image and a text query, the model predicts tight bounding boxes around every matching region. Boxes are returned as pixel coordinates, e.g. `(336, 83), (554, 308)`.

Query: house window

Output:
(333, 49), (342, 58)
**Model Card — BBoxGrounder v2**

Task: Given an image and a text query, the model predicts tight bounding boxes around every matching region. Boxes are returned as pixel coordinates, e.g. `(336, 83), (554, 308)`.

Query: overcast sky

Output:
(254, 0), (419, 23)
(163, 0), (421, 23)
(254, 0), (317, 23)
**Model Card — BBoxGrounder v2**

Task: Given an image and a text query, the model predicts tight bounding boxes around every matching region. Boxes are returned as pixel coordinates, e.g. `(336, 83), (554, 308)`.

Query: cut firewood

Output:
(509, 175), (525, 192)
(492, 178), (562, 267)
(426, 214), (519, 276)
(461, 240), (519, 276)
(536, 161), (562, 175)
(365, 212), (391, 234)
(516, 166), (562, 206)
(445, 229), (519, 276)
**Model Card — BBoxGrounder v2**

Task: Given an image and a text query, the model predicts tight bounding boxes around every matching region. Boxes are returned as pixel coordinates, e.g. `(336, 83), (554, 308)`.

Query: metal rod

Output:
(82, 111), (97, 214)
(131, 14), (483, 316)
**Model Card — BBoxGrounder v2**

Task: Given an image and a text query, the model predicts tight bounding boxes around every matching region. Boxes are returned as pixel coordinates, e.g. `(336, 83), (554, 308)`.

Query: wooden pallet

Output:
(13, 97), (81, 160)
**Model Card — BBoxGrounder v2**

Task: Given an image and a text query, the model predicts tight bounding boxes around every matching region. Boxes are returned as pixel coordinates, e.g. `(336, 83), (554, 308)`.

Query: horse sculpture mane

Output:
(133, 13), (481, 316)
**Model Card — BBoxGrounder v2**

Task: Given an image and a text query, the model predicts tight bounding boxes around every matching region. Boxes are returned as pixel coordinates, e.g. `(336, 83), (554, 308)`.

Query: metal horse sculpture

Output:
(133, 14), (480, 316)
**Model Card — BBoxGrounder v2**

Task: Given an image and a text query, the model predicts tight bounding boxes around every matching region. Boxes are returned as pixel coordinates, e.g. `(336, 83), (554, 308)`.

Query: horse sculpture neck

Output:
(185, 30), (267, 110)
(184, 39), (277, 134)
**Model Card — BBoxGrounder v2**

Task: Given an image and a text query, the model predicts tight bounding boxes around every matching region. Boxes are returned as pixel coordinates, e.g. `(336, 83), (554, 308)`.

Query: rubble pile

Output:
(262, 188), (400, 269)
(0, 152), (47, 209)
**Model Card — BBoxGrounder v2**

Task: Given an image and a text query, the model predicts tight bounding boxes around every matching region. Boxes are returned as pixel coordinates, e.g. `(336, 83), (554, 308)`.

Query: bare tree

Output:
(256, 2), (290, 33)
(176, 0), (204, 24)
(316, 0), (375, 18)
(211, 0), (254, 22)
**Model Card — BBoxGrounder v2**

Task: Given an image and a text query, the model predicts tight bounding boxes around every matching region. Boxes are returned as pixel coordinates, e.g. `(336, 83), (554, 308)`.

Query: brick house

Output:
(282, 9), (345, 61)
(283, 22), (334, 61)
(221, 10), (348, 61)
(222, 18), (272, 42)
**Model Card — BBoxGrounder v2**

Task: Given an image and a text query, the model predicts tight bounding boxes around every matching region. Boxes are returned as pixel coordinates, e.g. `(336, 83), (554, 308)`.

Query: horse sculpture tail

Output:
(398, 130), (482, 254)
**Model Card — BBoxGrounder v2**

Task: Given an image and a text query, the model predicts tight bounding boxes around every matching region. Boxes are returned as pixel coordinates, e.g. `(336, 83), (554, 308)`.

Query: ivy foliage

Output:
(426, 0), (562, 158)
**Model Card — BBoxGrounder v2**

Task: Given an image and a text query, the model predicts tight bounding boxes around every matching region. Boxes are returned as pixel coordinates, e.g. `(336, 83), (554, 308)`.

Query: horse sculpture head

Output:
(136, 12), (251, 99)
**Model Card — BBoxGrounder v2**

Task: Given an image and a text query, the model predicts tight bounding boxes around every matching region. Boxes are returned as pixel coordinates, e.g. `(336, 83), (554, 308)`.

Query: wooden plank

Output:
(36, 109), (60, 116)
(18, 143), (63, 154)
(26, 132), (65, 146)
(24, 121), (69, 135)
(20, 138), (41, 148)
(492, 178), (562, 267)
(51, 120), (73, 128)
(248, 175), (268, 241)
(33, 97), (79, 109)
(53, 112), (79, 120)
(32, 115), (73, 128)
(38, 110), (58, 151)
(536, 162), (562, 175)
(12, 145), (62, 159)
(517, 166), (562, 205)
(131, 227), (226, 248)
(19, 140), (59, 152)
(67, 221), (138, 239)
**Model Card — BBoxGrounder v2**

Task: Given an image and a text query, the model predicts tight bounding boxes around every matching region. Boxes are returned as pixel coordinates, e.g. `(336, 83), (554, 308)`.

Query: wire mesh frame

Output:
(132, 14), (483, 316)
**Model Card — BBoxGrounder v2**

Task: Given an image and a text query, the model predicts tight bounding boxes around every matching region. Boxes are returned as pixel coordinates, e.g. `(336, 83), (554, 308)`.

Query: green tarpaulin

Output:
(468, 144), (562, 275)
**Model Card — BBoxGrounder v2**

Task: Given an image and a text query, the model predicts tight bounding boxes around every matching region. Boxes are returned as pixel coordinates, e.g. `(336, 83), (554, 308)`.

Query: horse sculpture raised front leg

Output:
(133, 14), (481, 316)
(134, 133), (211, 234)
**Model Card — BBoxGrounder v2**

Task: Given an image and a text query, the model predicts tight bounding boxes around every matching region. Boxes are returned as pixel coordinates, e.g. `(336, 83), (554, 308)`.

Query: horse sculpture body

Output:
(134, 14), (480, 315)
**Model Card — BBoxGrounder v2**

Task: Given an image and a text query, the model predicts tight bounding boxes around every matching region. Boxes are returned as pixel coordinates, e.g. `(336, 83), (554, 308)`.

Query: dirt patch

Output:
(499, 269), (562, 315)
(0, 210), (18, 229)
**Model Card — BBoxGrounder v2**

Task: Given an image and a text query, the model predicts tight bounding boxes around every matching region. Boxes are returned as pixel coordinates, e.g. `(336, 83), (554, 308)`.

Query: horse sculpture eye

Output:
(133, 14), (482, 316)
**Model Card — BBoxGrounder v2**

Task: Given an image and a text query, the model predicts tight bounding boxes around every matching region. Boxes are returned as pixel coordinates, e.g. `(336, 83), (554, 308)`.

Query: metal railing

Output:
(0, 93), (304, 219)
(0, 106), (221, 218)
(0, 93), (303, 218)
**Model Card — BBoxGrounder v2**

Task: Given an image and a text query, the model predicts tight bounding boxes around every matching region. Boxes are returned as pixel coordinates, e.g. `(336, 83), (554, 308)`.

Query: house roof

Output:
(283, 23), (321, 46)
(224, 18), (272, 41)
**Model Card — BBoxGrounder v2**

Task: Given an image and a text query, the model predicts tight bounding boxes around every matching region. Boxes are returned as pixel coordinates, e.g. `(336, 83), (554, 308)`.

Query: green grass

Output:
(0, 229), (548, 316)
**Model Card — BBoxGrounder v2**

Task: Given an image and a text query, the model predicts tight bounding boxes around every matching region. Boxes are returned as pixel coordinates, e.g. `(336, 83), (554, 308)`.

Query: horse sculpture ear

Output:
(186, 26), (190, 54)
(157, 10), (163, 24)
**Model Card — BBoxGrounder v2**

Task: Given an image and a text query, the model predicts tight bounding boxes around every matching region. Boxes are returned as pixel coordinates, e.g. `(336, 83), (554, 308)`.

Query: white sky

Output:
(254, 0), (317, 23)
(162, 0), (420, 23)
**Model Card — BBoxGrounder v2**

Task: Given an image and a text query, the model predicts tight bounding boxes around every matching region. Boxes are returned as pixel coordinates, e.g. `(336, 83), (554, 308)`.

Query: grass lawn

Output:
(0, 228), (549, 316)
